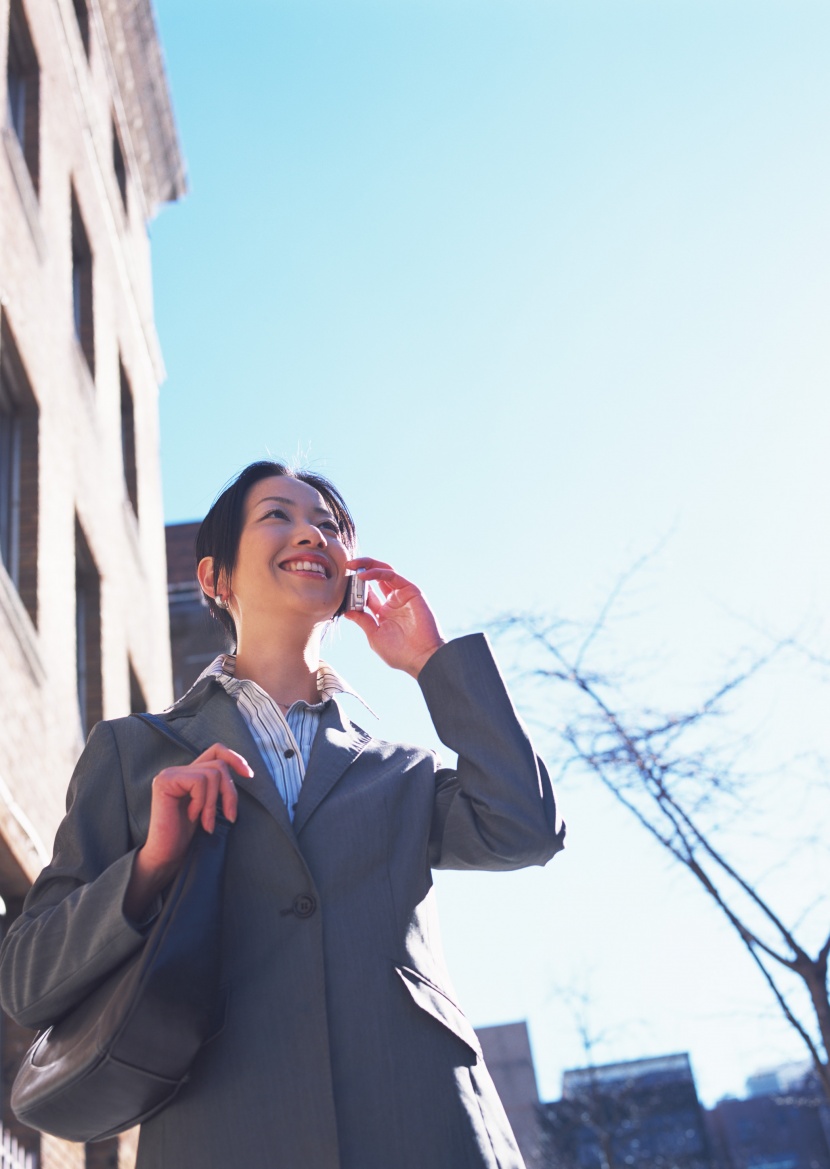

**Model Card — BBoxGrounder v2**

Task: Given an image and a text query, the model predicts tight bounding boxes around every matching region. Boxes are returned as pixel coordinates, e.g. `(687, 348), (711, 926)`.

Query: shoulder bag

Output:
(10, 713), (230, 1143)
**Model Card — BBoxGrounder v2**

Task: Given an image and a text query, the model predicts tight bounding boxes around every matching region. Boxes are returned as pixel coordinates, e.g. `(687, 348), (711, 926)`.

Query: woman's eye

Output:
(321, 520), (340, 533)
(264, 509), (288, 520)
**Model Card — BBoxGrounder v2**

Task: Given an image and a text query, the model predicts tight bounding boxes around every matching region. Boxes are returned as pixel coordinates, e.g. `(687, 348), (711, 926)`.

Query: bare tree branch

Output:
(489, 577), (830, 1097)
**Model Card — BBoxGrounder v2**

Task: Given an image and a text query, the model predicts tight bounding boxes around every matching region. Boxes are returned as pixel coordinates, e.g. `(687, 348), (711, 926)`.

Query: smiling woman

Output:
(0, 458), (566, 1169)
(195, 460), (358, 643)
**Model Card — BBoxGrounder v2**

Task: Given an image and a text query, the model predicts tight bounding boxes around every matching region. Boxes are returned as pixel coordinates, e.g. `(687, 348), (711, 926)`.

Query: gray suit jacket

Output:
(0, 634), (564, 1169)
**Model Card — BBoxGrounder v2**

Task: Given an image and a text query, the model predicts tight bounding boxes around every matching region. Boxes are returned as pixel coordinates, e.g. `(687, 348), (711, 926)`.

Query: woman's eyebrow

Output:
(258, 495), (333, 518)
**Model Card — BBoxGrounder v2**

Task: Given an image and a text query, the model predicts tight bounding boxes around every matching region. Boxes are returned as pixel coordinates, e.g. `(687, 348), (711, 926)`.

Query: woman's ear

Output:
(197, 557), (218, 600)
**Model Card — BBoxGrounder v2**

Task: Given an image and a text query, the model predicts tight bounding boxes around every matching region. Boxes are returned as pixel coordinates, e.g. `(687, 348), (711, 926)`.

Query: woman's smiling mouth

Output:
(279, 558), (330, 579)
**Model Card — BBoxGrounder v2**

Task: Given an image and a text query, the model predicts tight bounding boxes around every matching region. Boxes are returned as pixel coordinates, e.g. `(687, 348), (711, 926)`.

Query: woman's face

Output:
(226, 475), (350, 626)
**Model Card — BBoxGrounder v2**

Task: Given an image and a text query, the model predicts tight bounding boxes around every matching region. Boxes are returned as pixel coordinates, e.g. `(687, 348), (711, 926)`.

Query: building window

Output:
(71, 190), (95, 378)
(73, 0), (90, 59)
(0, 314), (39, 626)
(75, 520), (102, 736)
(119, 360), (138, 516)
(112, 117), (127, 211)
(129, 661), (147, 714)
(6, 0), (40, 194)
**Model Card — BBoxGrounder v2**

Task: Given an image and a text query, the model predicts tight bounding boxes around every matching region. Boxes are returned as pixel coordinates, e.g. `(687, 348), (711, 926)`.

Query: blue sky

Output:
(150, 0), (830, 1104)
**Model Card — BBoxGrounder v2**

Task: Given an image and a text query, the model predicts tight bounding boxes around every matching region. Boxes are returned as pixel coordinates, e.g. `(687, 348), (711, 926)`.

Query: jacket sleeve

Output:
(0, 720), (152, 1030)
(419, 632), (565, 871)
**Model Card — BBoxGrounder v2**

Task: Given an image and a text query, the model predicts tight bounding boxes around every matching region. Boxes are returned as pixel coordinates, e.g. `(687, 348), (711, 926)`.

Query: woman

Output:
(0, 460), (565, 1169)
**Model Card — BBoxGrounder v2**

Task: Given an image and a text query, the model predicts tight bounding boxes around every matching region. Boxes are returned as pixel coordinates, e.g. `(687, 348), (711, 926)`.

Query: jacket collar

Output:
(159, 677), (371, 841)
(160, 678), (294, 837)
(193, 653), (375, 715)
(294, 700), (371, 835)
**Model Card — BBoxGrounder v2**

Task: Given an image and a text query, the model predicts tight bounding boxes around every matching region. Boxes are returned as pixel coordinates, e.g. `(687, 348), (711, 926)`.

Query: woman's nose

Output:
(294, 523), (326, 546)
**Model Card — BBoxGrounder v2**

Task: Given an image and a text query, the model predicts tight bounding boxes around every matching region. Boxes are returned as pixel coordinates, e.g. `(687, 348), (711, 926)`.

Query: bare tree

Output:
(488, 580), (830, 1100)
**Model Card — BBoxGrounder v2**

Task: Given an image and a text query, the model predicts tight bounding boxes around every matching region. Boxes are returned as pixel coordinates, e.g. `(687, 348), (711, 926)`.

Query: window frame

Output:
(6, 0), (40, 195)
(119, 359), (139, 516)
(71, 189), (95, 379)
(75, 519), (102, 736)
(112, 116), (128, 212)
(0, 314), (39, 628)
(72, 0), (91, 60)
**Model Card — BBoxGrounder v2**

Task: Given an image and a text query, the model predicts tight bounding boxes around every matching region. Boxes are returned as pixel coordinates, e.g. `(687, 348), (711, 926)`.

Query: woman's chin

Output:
(275, 592), (341, 626)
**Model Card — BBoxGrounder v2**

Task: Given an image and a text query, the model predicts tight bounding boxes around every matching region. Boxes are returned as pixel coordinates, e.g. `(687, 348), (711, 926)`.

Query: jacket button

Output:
(293, 894), (316, 918)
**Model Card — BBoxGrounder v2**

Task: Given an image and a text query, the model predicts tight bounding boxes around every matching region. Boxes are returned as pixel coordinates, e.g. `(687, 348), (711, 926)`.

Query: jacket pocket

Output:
(394, 965), (482, 1059)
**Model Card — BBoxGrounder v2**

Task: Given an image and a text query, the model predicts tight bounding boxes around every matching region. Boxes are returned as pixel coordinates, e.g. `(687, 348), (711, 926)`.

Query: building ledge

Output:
(2, 127), (46, 261)
(98, 0), (187, 215)
(0, 564), (44, 686)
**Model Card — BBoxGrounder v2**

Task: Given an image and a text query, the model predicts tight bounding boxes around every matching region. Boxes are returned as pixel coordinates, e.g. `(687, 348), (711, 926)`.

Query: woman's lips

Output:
(279, 558), (330, 579)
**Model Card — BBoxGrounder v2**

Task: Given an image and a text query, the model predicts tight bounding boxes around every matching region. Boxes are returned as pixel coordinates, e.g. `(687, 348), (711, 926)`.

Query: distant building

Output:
(0, 0), (183, 1162)
(166, 520), (225, 700)
(745, 1063), (816, 1101)
(456, 1031), (830, 1169)
(542, 1054), (714, 1169)
(706, 1063), (830, 1169)
(477, 1021), (546, 1168)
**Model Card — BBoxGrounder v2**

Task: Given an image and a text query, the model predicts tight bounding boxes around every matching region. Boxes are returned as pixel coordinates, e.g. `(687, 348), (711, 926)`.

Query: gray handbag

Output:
(10, 714), (230, 1143)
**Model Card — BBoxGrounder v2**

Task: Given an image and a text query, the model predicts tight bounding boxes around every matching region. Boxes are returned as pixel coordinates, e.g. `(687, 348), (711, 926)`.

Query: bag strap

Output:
(131, 712), (234, 829)
(131, 711), (199, 756)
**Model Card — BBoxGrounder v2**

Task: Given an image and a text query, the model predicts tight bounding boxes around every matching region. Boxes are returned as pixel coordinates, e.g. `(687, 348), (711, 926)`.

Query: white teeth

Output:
(284, 560), (326, 576)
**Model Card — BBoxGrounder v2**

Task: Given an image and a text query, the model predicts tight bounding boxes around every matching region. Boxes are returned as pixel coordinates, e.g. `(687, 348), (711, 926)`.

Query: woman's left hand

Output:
(343, 558), (446, 678)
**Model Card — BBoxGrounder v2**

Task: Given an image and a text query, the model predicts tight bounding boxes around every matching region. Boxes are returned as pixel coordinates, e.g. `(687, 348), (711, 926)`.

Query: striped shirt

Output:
(194, 654), (367, 823)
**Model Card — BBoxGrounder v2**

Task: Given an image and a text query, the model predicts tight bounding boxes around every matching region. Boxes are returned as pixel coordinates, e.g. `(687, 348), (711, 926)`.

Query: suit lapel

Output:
(293, 699), (371, 836)
(160, 679), (297, 841)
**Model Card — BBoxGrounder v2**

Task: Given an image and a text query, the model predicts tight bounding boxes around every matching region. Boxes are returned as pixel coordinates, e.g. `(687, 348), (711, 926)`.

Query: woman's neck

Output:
(233, 623), (325, 706)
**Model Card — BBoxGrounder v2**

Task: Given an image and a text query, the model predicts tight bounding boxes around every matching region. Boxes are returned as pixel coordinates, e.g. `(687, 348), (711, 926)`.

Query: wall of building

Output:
(0, 0), (183, 1162)
(477, 1021), (546, 1169)
(166, 522), (226, 702)
(706, 1076), (830, 1169)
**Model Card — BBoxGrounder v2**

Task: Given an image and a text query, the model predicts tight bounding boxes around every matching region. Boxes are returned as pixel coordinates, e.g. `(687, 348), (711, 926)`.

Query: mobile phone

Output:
(344, 573), (369, 612)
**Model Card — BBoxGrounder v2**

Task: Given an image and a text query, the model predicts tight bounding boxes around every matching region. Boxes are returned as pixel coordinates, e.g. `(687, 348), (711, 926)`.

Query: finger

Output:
(347, 566), (407, 584)
(198, 744), (254, 778)
(218, 770), (239, 823)
(346, 560), (420, 587)
(185, 775), (207, 824)
(346, 557), (393, 572)
(192, 760), (235, 831)
(350, 569), (420, 600)
(155, 761), (233, 798)
(152, 756), (245, 831)
(200, 768), (222, 834)
(368, 578), (423, 609)
(344, 609), (379, 636)
(365, 588), (385, 616)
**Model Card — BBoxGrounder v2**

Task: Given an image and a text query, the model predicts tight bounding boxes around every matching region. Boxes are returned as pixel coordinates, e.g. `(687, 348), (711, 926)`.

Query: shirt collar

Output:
(192, 653), (375, 714)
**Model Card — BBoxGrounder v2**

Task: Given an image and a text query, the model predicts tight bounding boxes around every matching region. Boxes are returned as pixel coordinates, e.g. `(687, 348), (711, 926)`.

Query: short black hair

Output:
(195, 460), (357, 645)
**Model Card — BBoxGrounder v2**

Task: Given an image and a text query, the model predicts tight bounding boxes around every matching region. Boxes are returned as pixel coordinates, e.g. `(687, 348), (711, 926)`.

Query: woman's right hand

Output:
(124, 744), (252, 922)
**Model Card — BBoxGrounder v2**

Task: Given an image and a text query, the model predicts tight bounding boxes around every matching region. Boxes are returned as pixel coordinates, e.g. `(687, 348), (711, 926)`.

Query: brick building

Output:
(165, 521), (225, 702)
(0, 0), (183, 1163)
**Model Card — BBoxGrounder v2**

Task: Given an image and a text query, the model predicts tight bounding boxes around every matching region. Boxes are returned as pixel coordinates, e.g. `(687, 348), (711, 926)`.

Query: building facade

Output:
(0, 0), (183, 1163)
(706, 1065), (830, 1169)
(477, 1021), (546, 1169)
(165, 521), (225, 702)
(542, 1054), (714, 1169)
